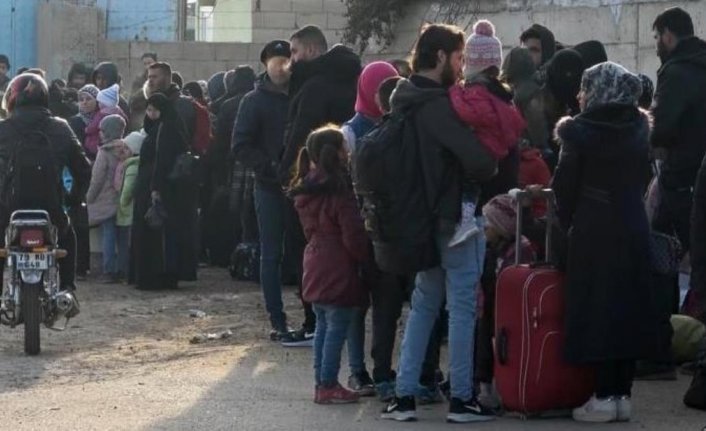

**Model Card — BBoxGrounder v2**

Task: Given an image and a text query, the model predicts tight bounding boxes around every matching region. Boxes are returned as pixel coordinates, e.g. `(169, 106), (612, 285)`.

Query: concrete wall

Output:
(251, 0), (348, 44)
(97, 0), (179, 41)
(37, 3), (104, 82)
(94, 0), (351, 84)
(381, 0), (706, 80)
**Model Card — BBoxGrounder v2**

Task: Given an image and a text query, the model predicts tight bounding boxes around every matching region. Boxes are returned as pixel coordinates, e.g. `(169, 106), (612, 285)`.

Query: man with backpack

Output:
(0, 73), (91, 317)
(373, 24), (497, 423)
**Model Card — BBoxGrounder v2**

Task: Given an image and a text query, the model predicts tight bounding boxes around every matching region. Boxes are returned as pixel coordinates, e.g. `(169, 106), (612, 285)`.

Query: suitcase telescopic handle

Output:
(513, 188), (555, 265)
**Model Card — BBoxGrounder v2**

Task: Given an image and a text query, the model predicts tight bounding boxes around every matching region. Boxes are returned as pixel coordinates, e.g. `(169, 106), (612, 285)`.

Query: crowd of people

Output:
(0, 4), (705, 425)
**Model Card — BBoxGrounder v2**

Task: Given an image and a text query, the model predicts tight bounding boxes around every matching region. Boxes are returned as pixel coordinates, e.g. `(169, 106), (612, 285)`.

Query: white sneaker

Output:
(572, 396), (618, 423)
(616, 396), (631, 422)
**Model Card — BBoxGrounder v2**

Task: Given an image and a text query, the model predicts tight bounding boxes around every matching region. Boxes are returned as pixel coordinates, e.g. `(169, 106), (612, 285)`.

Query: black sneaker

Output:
(447, 397), (495, 423)
(280, 328), (314, 347)
(348, 370), (376, 397)
(269, 327), (291, 342)
(381, 396), (417, 422)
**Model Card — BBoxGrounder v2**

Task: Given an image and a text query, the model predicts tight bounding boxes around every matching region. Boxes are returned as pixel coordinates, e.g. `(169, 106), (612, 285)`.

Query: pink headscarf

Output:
(355, 61), (399, 119)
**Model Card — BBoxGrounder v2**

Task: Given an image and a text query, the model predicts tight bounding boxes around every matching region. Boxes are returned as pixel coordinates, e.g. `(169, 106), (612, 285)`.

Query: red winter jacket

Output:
(449, 83), (526, 160)
(293, 173), (369, 307)
(519, 147), (552, 217)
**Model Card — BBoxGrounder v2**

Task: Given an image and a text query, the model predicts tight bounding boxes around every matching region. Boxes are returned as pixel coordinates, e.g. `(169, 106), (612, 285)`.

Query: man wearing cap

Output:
(233, 40), (307, 345)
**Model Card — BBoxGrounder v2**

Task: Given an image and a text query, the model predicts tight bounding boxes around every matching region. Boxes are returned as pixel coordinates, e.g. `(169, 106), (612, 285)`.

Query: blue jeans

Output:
(101, 217), (117, 275)
(347, 307), (367, 375)
(254, 184), (287, 330)
(396, 219), (486, 401)
(117, 226), (130, 276)
(313, 304), (354, 387)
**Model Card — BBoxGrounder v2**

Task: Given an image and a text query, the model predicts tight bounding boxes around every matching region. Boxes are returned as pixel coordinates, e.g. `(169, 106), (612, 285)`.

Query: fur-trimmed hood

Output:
(555, 104), (650, 148)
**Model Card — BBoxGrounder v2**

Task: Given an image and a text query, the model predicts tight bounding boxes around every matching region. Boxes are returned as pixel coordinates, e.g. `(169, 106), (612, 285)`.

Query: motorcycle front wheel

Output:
(21, 282), (42, 355)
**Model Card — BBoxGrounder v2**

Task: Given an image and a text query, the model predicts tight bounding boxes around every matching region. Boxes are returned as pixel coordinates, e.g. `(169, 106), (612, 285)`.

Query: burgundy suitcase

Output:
(494, 189), (594, 415)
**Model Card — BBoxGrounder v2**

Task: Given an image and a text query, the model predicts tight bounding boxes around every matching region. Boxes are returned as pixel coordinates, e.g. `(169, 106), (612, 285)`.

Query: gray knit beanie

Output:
(99, 114), (126, 142)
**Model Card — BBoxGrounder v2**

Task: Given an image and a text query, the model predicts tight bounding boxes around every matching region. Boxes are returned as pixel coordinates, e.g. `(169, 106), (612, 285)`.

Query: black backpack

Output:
(352, 105), (439, 275)
(2, 120), (64, 220)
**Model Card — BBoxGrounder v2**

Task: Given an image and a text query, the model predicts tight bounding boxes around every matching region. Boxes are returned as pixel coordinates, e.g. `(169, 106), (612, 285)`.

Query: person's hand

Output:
(525, 184), (545, 197)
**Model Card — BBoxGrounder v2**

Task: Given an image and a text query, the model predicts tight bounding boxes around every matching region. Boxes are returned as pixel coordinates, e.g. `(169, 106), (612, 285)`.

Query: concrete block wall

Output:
(97, 41), (263, 93)
(92, 0), (351, 93)
(251, 0), (348, 44)
(384, 0), (706, 80)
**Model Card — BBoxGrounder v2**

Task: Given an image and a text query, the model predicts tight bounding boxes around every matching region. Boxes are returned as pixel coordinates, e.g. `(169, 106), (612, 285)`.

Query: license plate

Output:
(15, 253), (49, 270)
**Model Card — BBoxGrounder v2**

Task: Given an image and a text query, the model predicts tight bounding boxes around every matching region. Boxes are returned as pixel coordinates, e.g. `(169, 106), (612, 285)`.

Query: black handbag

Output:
(650, 231), (682, 275)
(145, 200), (167, 228)
(168, 151), (200, 182)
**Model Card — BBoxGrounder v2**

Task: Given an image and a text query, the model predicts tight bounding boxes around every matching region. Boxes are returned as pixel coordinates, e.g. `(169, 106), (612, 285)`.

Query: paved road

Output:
(0, 269), (703, 430)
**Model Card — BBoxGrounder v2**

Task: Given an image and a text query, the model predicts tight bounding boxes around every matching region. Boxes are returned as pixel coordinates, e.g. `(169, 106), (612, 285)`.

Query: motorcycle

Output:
(0, 210), (75, 355)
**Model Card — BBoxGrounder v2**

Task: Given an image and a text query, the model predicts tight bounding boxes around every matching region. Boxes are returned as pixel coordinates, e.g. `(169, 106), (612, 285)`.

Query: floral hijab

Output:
(581, 61), (642, 111)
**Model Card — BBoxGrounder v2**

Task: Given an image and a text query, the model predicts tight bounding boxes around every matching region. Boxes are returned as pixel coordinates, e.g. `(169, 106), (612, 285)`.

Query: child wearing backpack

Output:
(288, 125), (369, 405)
(86, 115), (131, 283)
(84, 84), (128, 160)
(448, 20), (527, 247)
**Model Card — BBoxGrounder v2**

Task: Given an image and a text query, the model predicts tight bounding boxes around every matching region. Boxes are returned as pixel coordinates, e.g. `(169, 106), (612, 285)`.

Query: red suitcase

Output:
(494, 189), (594, 416)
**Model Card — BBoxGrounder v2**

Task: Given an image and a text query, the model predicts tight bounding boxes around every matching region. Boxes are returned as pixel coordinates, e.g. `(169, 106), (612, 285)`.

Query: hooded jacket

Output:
(117, 155), (140, 227)
(279, 45), (362, 183)
(502, 47), (548, 150)
(92, 62), (130, 118)
(0, 106), (91, 229)
(86, 138), (131, 225)
(233, 73), (289, 190)
(390, 76), (497, 233)
(292, 172), (368, 307)
(212, 67), (256, 182)
(651, 36), (706, 190)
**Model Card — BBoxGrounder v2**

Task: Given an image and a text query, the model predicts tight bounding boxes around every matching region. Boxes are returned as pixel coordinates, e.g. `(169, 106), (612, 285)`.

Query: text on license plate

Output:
(15, 253), (49, 270)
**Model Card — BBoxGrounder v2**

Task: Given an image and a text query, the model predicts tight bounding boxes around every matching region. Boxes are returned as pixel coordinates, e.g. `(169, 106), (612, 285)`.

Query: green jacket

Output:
(117, 156), (139, 226)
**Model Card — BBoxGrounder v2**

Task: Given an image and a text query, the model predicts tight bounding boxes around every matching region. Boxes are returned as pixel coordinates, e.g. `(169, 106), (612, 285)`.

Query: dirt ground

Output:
(0, 268), (704, 431)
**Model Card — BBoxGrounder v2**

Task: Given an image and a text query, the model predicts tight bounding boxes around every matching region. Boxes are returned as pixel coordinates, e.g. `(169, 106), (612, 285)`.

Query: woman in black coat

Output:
(132, 93), (198, 290)
(552, 62), (659, 423)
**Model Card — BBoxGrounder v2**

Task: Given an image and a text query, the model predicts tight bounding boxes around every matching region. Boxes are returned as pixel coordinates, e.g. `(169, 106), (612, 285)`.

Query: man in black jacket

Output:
(233, 40), (295, 344)
(643, 7), (706, 380)
(0, 73), (91, 317)
(651, 7), (706, 253)
(275, 26), (362, 346)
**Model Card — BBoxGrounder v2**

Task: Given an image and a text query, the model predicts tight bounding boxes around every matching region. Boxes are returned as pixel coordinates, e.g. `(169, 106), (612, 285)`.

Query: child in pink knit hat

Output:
(447, 20), (527, 247)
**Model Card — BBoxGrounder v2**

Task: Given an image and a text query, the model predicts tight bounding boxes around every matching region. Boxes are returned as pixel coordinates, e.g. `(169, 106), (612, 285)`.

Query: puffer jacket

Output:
(292, 172), (368, 307)
(449, 77), (526, 159)
(84, 106), (128, 160)
(117, 155), (139, 227)
(87, 139), (131, 225)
